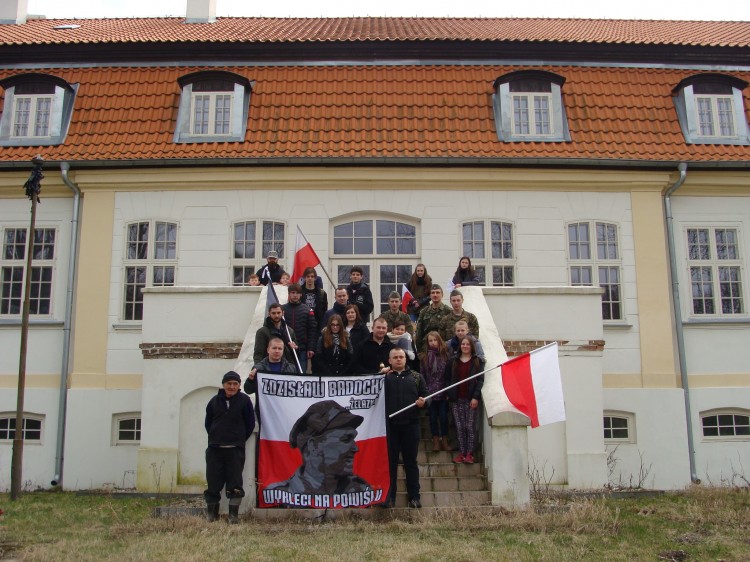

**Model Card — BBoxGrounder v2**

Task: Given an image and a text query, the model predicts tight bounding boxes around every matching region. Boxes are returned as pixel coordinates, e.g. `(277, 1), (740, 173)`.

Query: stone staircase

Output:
(392, 414), (491, 507)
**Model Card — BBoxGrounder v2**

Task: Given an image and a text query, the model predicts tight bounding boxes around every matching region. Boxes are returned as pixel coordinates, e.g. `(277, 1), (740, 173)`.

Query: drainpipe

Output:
(664, 162), (699, 483)
(51, 162), (81, 487)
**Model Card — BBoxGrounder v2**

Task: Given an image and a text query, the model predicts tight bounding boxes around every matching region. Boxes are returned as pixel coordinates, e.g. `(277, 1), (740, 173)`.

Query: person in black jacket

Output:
(384, 348), (429, 508)
(346, 266), (374, 321)
(313, 314), (354, 375)
(282, 284), (318, 373)
(300, 267), (328, 328)
(344, 304), (371, 352)
(350, 317), (392, 374)
(255, 250), (285, 285)
(204, 371), (255, 523)
(253, 303), (299, 367)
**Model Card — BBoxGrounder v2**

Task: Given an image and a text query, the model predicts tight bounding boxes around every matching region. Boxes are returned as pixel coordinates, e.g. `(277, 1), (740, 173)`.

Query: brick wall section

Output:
(503, 340), (605, 357)
(140, 342), (243, 359)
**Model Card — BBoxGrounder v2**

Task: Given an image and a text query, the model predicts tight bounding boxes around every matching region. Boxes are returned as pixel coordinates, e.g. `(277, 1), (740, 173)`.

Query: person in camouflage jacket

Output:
(414, 284), (452, 353)
(381, 291), (414, 335)
(440, 289), (479, 343)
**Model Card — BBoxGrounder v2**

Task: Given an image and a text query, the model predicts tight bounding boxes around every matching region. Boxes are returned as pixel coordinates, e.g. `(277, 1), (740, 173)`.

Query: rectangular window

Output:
(568, 222), (622, 320)
(262, 221), (285, 259)
(379, 264), (413, 313)
(232, 221), (287, 285)
(687, 227), (744, 316)
(461, 220), (515, 287)
(191, 93), (232, 136)
(511, 93), (553, 136)
(1, 227), (55, 316)
(0, 415), (43, 441)
(696, 96), (736, 138)
(117, 417), (142, 443)
(123, 221), (177, 321)
(12, 95), (54, 138)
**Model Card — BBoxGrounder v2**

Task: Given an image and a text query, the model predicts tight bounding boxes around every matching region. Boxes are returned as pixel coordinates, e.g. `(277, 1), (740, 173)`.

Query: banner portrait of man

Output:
(257, 373), (388, 508)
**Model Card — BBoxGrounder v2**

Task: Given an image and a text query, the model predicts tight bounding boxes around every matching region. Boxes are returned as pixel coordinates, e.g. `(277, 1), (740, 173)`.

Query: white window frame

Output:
(685, 225), (745, 317)
(1, 226), (56, 316)
(493, 71), (570, 142)
(231, 220), (286, 285)
(567, 221), (623, 321)
(0, 74), (77, 147)
(673, 75), (750, 145)
(122, 220), (178, 321)
(0, 413), (45, 444)
(331, 214), (420, 316)
(12, 94), (53, 138)
(460, 219), (515, 286)
(112, 413), (142, 445)
(603, 411), (635, 444)
(174, 71), (252, 143)
(700, 409), (750, 441)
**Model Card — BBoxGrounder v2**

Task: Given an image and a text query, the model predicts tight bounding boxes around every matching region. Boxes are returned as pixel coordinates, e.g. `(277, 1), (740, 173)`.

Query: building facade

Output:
(1, 5), (749, 494)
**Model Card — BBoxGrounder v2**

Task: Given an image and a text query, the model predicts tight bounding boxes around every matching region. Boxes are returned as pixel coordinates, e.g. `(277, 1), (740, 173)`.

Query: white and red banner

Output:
(401, 284), (414, 313)
(498, 342), (566, 428)
(291, 226), (322, 283)
(256, 372), (389, 508)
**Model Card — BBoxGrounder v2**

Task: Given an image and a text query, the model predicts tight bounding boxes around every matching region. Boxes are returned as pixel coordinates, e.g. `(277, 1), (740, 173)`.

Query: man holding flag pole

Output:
(388, 342), (566, 429)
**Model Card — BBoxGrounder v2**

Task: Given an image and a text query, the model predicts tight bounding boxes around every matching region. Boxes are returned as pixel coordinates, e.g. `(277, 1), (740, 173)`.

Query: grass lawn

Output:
(1, 487), (749, 561)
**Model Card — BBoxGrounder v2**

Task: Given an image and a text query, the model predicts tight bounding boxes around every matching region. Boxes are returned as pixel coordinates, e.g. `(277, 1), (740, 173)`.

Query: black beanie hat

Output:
(222, 371), (241, 384)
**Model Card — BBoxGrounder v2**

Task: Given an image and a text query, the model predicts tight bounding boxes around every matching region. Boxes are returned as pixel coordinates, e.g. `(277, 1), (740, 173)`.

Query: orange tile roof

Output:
(1, 64), (750, 165)
(1, 17), (750, 48)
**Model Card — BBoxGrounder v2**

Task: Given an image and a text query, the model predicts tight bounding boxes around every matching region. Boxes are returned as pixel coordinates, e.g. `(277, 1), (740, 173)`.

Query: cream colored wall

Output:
(70, 189), (115, 388)
(631, 189), (678, 387)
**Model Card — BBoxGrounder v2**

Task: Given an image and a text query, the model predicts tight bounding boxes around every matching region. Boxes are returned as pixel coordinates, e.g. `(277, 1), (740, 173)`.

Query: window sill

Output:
(603, 322), (633, 329)
(112, 323), (143, 332)
(683, 318), (750, 327)
(0, 319), (64, 328)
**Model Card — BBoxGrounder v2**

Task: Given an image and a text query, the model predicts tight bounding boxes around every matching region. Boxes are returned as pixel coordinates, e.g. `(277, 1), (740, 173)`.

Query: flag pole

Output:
(297, 227), (336, 288)
(388, 363), (501, 418)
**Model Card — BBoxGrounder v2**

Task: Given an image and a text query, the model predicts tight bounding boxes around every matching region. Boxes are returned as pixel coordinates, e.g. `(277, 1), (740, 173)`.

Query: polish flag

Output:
(500, 342), (566, 428)
(291, 226), (322, 283)
(401, 284), (414, 313)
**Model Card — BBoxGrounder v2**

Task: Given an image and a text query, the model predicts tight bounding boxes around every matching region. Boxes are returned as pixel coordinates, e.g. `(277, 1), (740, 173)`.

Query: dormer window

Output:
(174, 71), (252, 143)
(673, 74), (750, 145)
(493, 70), (570, 142)
(0, 73), (77, 147)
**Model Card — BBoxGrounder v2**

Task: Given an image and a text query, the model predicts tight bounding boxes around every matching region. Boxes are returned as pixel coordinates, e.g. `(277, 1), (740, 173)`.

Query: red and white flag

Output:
(256, 372), (389, 508)
(291, 226), (322, 283)
(499, 342), (566, 428)
(401, 284), (414, 313)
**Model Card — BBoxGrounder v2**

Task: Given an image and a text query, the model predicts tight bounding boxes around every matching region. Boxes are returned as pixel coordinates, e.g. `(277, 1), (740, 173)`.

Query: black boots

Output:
(206, 503), (219, 522)
(228, 501), (241, 524)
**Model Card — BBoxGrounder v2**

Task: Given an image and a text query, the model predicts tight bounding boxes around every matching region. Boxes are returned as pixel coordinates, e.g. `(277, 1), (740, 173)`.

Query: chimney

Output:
(185, 0), (217, 24)
(0, 0), (28, 25)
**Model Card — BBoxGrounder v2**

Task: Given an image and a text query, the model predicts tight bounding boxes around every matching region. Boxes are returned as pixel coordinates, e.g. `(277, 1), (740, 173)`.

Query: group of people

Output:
(204, 259), (487, 517)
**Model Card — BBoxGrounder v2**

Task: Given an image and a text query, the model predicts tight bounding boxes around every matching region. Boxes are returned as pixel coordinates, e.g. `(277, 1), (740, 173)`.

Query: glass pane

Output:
(377, 238), (396, 254)
(353, 221), (372, 237)
(376, 220), (395, 237)
(396, 237), (416, 254)
(334, 223), (353, 237)
(353, 238), (373, 254)
(334, 238), (353, 254)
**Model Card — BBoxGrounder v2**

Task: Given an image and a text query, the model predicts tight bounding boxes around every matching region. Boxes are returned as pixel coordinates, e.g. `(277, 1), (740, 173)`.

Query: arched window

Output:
(701, 409), (750, 440)
(331, 216), (419, 315)
(174, 71), (252, 143)
(492, 70), (570, 142)
(0, 73), (77, 146)
(673, 74), (750, 145)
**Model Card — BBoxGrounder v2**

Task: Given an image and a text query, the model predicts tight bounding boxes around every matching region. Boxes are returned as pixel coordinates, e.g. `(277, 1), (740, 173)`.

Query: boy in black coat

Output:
(204, 370), (255, 523)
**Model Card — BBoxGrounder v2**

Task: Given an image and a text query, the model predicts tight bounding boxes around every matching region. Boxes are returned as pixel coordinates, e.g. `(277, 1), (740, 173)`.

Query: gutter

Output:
(663, 162), (699, 483)
(51, 162), (81, 488)
(2, 157), (750, 171)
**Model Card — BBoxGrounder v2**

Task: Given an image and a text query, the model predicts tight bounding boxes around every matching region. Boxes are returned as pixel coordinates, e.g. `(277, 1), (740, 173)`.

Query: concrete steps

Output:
(392, 414), (490, 507)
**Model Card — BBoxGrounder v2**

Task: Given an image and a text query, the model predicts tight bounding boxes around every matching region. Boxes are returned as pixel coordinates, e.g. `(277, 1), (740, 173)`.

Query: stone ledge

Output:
(140, 342), (243, 359)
